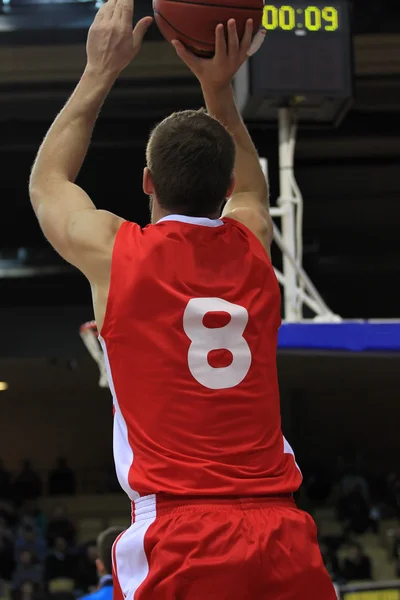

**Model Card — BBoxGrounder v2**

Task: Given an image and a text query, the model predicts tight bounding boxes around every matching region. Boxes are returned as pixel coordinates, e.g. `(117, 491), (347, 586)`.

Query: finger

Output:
(116, 0), (133, 10)
(95, 0), (112, 21)
(103, 0), (117, 15)
(91, 4), (104, 24)
(227, 19), (239, 56)
(214, 23), (227, 59)
(132, 16), (153, 46)
(239, 18), (253, 56)
(172, 39), (201, 69)
(114, 0), (133, 24)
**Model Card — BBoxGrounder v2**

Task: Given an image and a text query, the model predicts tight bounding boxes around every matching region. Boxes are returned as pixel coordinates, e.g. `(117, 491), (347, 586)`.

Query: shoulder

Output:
(222, 208), (273, 258)
(68, 210), (125, 250)
(222, 207), (273, 254)
(112, 220), (173, 252)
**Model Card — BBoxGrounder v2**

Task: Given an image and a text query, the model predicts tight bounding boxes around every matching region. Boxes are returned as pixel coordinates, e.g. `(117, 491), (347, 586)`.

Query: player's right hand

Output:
(172, 19), (253, 92)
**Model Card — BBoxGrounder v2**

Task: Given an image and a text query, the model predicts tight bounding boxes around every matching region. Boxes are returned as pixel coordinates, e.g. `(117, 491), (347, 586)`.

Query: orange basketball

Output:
(153, 0), (264, 57)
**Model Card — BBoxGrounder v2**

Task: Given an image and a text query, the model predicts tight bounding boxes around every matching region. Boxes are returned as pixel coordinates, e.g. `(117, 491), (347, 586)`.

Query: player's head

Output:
(144, 109), (236, 221)
(96, 526), (124, 576)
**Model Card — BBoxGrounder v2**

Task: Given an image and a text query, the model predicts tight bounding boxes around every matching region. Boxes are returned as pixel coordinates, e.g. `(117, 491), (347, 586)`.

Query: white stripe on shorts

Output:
(113, 495), (157, 600)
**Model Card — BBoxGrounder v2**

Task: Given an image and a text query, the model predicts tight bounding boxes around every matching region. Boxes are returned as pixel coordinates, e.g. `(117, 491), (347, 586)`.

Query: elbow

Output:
(29, 168), (41, 206)
(29, 179), (51, 218)
(29, 164), (38, 195)
(29, 164), (56, 203)
(29, 181), (38, 199)
(29, 184), (42, 214)
(29, 170), (56, 214)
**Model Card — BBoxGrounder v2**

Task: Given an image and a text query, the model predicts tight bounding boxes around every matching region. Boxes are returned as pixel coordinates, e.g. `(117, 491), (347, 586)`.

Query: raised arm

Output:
(29, 0), (152, 281)
(172, 20), (272, 252)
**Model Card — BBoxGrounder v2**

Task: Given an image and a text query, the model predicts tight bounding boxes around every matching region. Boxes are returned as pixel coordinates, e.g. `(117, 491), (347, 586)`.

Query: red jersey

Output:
(99, 215), (302, 500)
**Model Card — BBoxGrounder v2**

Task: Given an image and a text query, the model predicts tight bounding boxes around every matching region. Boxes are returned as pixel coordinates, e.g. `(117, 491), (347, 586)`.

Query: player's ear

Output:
(143, 167), (154, 196)
(96, 558), (105, 576)
(226, 175), (235, 199)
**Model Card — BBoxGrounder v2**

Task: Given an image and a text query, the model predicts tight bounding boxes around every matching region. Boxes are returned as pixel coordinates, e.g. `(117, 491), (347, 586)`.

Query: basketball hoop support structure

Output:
(261, 108), (340, 323)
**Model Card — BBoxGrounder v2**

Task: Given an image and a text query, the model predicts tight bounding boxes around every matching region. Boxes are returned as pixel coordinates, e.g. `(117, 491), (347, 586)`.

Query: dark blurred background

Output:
(1, 1), (400, 598)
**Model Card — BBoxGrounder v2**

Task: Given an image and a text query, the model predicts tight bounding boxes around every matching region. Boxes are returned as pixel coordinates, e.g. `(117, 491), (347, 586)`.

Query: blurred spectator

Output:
(304, 461), (332, 505)
(46, 506), (76, 547)
(0, 500), (18, 529)
(75, 542), (98, 595)
(0, 515), (13, 540)
(0, 458), (11, 500)
(22, 501), (47, 539)
(44, 537), (76, 582)
(339, 483), (371, 535)
(12, 461), (42, 506)
(48, 458), (76, 497)
(319, 541), (341, 582)
(15, 524), (47, 563)
(369, 505), (381, 535)
(12, 550), (43, 590)
(342, 543), (372, 582)
(339, 468), (370, 504)
(79, 527), (124, 600)
(0, 517), (15, 581)
(12, 581), (46, 600)
(387, 473), (400, 516)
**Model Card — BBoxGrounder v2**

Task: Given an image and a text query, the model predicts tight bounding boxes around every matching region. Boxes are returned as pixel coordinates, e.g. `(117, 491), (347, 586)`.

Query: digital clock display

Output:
(262, 4), (341, 33)
(249, 1), (352, 97)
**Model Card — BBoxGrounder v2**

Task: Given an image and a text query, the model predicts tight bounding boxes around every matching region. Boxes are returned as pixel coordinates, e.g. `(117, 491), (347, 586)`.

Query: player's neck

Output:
(150, 193), (223, 223)
(152, 208), (221, 224)
(151, 205), (171, 224)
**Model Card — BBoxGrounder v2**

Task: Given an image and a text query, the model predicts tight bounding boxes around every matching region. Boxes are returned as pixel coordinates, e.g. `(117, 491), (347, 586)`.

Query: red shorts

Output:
(112, 494), (337, 600)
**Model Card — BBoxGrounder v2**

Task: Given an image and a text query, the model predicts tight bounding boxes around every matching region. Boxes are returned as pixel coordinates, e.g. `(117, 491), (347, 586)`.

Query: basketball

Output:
(153, 0), (264, 57)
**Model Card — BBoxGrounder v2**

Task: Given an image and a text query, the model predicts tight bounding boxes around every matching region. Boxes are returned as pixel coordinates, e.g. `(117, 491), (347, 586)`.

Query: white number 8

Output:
(183, 298), (252, 390)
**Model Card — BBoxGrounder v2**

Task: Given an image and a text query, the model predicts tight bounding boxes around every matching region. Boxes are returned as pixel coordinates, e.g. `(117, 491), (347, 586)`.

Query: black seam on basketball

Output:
(155, 10), (215, 46)
(157, 0), (262, 10)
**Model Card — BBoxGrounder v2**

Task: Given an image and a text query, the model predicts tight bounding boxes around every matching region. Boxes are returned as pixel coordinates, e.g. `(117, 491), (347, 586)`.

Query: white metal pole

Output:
(278, 108), (298, 321)
(272, 223), (331, 315)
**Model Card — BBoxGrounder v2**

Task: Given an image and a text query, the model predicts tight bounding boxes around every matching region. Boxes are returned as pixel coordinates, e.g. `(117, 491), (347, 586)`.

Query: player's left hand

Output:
(172, 19), (263, 92)
(86, 0), (153, 77)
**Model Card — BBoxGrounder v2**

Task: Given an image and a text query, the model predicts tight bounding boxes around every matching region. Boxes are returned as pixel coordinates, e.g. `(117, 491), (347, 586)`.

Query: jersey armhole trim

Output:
(222, 216), (273, 267)
(99, 220), (135, 339)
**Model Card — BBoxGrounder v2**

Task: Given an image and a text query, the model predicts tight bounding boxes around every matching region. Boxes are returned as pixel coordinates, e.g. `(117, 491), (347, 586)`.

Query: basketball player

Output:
(29, 0), (337, 597)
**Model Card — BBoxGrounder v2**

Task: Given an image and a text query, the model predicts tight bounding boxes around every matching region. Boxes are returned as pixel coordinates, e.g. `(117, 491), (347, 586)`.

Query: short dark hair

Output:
(146, 109), (235, 217)
(97, 526), (124, 575)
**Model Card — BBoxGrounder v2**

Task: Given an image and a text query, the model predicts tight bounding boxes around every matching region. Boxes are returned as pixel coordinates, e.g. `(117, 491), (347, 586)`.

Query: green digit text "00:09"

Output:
(262, 5), (339, 32)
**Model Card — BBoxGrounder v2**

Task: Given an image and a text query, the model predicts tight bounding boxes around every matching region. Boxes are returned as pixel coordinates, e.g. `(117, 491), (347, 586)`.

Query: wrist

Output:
(83, 65), (119, 90)
(201, 82), (233, 98)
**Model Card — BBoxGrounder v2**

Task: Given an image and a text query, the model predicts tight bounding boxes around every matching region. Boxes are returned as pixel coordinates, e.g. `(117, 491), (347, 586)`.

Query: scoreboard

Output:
(235, 1), (354, 125)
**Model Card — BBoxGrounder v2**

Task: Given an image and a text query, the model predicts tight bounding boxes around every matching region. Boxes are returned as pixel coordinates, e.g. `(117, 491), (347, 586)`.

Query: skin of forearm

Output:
(201, 83), (268, 201)
(30, 68), (116, 194)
